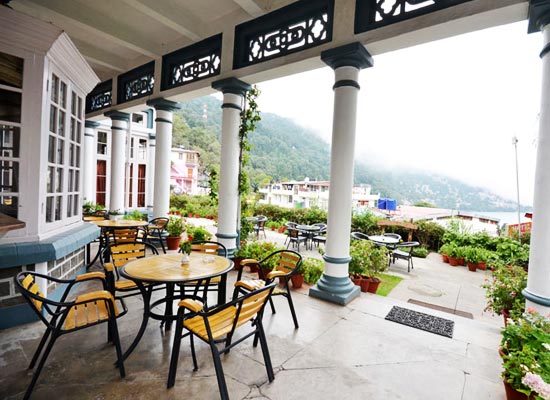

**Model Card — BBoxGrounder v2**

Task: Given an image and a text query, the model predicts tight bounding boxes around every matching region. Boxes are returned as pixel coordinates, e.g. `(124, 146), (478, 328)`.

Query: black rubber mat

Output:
(385, 306), (454, 338)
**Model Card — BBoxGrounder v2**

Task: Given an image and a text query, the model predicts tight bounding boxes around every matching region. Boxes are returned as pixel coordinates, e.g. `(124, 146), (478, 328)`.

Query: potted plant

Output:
(179, 236), (192, 264)
(186, 225), (212, 242)
(165, 216), (186, 250)
(302, 257), (324, 285)
(108, 209), (123, 221)
(438, 243), (451, 263)
(500, 309), (550, 399)
(447, 244), (459, 266)
(482, 265), (527, 324)
(233, 241), (283, 274)
(349, 240), (389, 293)
(463, 246), (480, 272)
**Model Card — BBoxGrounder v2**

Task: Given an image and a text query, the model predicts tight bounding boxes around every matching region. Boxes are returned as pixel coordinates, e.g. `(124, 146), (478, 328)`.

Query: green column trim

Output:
(309, 274), (360, 305)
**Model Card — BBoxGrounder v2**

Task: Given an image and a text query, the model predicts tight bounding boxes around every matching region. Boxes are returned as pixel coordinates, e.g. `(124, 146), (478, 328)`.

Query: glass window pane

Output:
(55, 196), (62, 221)
(0, 160), (18, 192)
(68, 169), (73, 191)
(75, 170), (79, 190)
(71, 92), (77, 116)
(58, 110), (65, 136)
(78, 97), (82, 119)
(0, 125), (20, 157)
(51, 75), (58, 103)
(57, 138), (64, 164)
(0, 52), (24, 89)
(69, 143), (74, 167)
(76, 121), (81, 143)
(48, 136), (55, 163)
(60, 82), (66, 108)
(73, 194), (79, 216)
(70, 118), (75, 141)
(0, 89), (22, 123)
(67, 194), (72, 217)
(56, 167), (63, 192)
(46, 197), (53, 222)
(75, 145), (80, 167)
(47, 166), (54, 193)
(0, 195), (17, 218)
(49, 106), (57, 133)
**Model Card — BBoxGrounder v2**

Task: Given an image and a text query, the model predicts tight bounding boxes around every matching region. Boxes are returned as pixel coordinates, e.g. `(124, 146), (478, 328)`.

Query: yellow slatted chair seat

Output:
(183, 288), (270, 341)
(64, 290), (119, 330)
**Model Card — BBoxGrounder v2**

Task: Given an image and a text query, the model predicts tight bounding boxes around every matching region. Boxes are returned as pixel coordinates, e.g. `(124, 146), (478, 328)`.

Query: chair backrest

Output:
(285, 221), (297, 228)
(351, 232), (369, 241)
(106, 242), (159, 270)
(256, 218), (267, 228)
(191, 240), (227, 257)
(313, 223), (327, 233)
(384, 233), (402, 240)
(262, 249), (302, 277)
(107, 228), (139, 244)
(288, 227), (301, 239)
(190, 282), (276, 341)
(148, 217), (168, 231)
(397, 241), (420, 254)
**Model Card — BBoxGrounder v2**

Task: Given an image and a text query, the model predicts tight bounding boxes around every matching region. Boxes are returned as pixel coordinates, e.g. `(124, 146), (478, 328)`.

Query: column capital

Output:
(529, 0), (550, 33)
(211, 78), (251, 96)
(85, 120), (100, 129)
(146, 98), (182, 112)
(321, 42), (373, 70)
(104, 110), (130, 121)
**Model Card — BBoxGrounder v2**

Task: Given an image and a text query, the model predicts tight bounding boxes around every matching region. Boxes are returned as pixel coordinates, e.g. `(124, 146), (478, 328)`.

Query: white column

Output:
(212, 78), (251, 256)
(310, 43), (373, 305)
(146, 99), (181, 219)
(83, 121), (99, 204)
(104, 111), (129, 213)
(524, 7), (550, 314)
(146, 133), (156, 210)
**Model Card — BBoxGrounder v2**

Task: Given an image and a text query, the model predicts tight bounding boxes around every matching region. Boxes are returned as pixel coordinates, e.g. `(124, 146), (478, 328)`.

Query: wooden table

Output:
(119, 253), (233, 361)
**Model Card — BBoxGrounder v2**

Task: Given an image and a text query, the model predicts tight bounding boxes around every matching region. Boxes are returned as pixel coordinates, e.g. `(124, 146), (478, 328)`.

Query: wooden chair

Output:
(167, 281), (276, 400)
(179, 240), (228, 306)
(391, 241), (420, 272)
(101, 241), (159, 298)
(16, 271), (127, 400)
(236, 250), (302, 329)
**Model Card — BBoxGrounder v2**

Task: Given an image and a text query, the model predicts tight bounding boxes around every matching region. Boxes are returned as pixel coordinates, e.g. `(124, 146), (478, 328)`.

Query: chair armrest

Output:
(75, 272), (106, 282)
(178, 299), (204, 313)
(103, 262), (115, 272)
(267, 270), (287, 280)
(239, 258), (259, 268)
(235, 280), (265, 291)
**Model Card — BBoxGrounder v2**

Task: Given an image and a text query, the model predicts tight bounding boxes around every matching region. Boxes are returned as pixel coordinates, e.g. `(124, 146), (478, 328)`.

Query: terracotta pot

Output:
(477, 261), (487, 270)
(448, 257), (458, 266)
(366, 277), (381, 294)
(166, 236), (182, 251)
(503, 380), (535, 400)
(278, 227), (286, 233)
(291, 274), (304, 289)
(467, 262), (477, 272)
(441, 254), (449, 263)
(457, 257), (465, 266)
(360, 278), (370, 293)
(498, 347), (506, 359)
(352, 276), (362, 287)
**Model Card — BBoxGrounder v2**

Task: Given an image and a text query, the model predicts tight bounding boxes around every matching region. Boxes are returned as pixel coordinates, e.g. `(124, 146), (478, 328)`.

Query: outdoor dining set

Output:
(15, 214), (304, 400)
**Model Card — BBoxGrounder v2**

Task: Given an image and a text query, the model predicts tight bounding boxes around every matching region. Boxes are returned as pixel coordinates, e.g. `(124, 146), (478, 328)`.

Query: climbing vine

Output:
(238, 85), (261, 196)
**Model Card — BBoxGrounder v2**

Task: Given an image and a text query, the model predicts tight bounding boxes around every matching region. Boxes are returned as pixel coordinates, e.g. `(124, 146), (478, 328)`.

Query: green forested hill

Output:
(173, 96), (520, 211)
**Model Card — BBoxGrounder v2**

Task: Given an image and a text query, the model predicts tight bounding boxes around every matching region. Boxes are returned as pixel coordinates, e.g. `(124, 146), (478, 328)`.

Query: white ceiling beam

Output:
(119, 0), (202, 41)
(15, 0), (160, 58)
(71, 39), (127, 72)
(232, 0), (266, 17)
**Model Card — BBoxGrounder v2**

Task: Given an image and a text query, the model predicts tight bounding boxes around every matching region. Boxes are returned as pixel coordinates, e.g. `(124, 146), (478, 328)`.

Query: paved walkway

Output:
(0, 220), (506, 399)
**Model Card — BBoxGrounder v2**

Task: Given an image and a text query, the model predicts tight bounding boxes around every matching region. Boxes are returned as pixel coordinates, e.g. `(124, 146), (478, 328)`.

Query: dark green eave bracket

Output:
(0, 223), (100, 268)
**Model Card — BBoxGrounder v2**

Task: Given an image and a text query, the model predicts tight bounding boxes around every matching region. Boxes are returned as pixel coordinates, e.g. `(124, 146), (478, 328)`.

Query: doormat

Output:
(385, 306), (454, 338)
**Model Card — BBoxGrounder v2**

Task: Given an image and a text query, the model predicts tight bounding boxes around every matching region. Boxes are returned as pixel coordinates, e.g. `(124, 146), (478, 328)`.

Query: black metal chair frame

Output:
(283, 221), (297, 245)
(143, 217), (169, 253)
(235, 249), (302, 329)
(167, 282), (277, 400)
(286, 227), (307, 251)
(15, 271), (128, 400)
(254, 216), (268, 239)
(178, 240), (228, 307)
(391, 241), (420, 272)
(351, 231), (370, 241)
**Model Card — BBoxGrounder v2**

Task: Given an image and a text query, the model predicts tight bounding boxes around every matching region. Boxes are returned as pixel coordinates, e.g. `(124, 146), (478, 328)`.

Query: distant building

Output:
(392, 205), (500, 235)
(170, 147), (201, 195)
(259, 180), (379, 211)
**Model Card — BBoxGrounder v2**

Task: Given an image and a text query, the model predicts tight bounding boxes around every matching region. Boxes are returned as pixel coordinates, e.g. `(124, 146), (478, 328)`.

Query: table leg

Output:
(163, 283), (174, 331)
(119, 282), (152, 362)
(218, 273), (227, 306)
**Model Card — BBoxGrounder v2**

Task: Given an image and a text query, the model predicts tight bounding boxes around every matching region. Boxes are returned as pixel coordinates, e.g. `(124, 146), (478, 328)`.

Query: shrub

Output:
(166, 216), (186, 237)
(349, 240), (389, 279)
(233, 241), (284, 270)
(412, 247), (429, 258)
(482, 265), (527, 317)
(302, 257), (324, 284)
(187, 225), (212, 242)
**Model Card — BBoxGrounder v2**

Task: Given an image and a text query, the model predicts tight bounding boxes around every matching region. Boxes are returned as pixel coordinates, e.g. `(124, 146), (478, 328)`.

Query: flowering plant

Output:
(482, 265), (527, 317)
(500, 308), (550, 398)
(179, 235), (192, 255)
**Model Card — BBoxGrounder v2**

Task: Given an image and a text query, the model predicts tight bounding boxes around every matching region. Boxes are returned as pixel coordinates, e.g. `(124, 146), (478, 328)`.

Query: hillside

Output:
(175, 96), (521, 212)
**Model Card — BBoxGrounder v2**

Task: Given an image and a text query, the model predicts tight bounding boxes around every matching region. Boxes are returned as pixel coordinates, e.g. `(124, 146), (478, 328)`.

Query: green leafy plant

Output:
(412, 246), (428, 258)
(302, 257), (324, 284)
(186, 225), (212, 242)
(349, 240), (389, 280)
(482, 265), (527, 317)
(123, 209), (147, 221)
(233, 241), (284, 271)
(166, 216), (186, 237)
(179, 237), (192, 255)
(463, 246), (481, 264)
(500, 309), (550, 397)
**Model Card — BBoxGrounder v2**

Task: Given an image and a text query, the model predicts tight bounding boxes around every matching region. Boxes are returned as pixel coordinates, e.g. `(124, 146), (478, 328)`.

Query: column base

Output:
(309, 274), (360, 305)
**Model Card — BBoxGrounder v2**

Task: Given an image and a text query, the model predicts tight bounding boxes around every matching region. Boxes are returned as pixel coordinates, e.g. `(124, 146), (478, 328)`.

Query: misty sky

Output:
(254, 20), (541, 206)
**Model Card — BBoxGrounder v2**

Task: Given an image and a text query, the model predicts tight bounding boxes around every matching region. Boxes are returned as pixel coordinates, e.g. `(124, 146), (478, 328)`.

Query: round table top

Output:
(296, 224), (321, 231)
(368, 235), (399, 245)
(121, 253), (233, 284)
(92, 219), (149, 228)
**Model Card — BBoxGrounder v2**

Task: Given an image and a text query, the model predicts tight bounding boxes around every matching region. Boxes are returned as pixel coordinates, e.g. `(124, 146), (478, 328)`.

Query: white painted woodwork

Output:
(153, 110), (174, 218)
